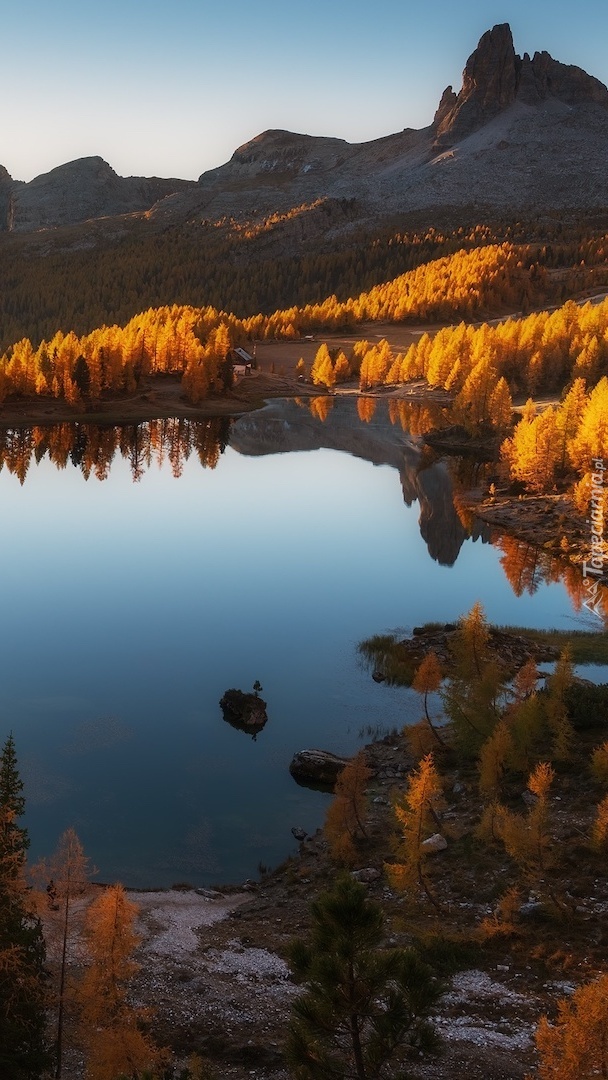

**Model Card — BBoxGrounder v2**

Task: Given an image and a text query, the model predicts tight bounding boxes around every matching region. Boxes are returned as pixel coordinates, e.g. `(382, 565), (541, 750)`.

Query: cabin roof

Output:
(234, 347), (253, 363)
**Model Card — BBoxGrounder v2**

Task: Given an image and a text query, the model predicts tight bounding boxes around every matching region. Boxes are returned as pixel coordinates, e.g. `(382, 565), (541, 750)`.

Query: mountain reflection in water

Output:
(1, 401), (481, 565)
(0, 398), (593, 607)
(0, 397), (593, 886)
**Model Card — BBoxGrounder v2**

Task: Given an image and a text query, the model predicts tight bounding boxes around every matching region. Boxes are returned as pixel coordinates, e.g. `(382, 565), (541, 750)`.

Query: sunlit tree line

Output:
(0, 242), (599, 408)
(243, 243), (542, 343)
(3, 213), (606, 352)
(341, 294), (608, 399)
(0, 308), (242, 407)
(2, 235), (608, 409)
(499, 377), (608, 508)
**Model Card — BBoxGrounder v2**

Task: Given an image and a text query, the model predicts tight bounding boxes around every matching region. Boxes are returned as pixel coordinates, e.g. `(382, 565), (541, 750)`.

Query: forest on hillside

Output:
(2, 214), (608, 569)
(1, 213), (608, 351)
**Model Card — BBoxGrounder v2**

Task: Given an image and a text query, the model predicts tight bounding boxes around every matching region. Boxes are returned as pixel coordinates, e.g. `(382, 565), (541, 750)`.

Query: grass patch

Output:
(411, 932), (483, 976)
(358, 634), (417, 686)
(495, 626), (608, 665)
(359, 624), (608, 683)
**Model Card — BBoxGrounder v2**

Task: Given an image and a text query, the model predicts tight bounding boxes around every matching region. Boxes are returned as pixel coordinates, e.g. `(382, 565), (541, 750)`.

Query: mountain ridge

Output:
(1, 23), (607, 233)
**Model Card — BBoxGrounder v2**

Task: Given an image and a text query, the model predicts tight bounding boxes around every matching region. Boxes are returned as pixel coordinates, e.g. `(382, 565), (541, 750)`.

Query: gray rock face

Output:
(2, 156), (196, 232)
(217, 128), (350, 180)
(434, 23), (608, 147)
(1, 23), (607, 235)
(351, 868), (382, 882)
(434, 23), (519, 145)
(421, 833), (448, 854)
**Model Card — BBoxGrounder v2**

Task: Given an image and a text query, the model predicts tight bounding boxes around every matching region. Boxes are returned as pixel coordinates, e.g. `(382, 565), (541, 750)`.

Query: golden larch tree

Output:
(409, 651), (445, 754)
(592, 794), (608, 849)
(324, 750), (371, 866)
(32, 827), (94, 1080)
(500, 762), (563, 909)
(389, 753), (444, 909)
(531, 973), (608, 1080)
(78, 883), (166, 1080)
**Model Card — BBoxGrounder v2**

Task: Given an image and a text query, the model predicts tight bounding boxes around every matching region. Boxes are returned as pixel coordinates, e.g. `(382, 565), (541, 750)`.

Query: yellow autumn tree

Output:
(500, 762), (562, 908)
(592, 794), (608, 849)
(32, 827), (94, 1080)
(408, 652), (445, 754)
(544, 650), (575, 763)
(569, 376), (608, 472)
(478, 719), (515, 800)
(324, 750), (371, 866)
(532, 973), (608, 1080)
(389, 753), (444, 908)
(442, 602), (504, 757)
(591, 740), (608, 783)
(310, 343), (335, 388)
(501, 407), (561, 493)
(79, 883), (166, 1080)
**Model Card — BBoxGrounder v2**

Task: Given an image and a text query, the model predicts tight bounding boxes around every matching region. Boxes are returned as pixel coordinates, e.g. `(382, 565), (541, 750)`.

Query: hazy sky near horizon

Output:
(2, 0), (607, 183)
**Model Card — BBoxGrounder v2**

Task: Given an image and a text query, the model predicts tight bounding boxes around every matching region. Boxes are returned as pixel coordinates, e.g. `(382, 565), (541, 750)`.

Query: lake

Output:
(0, 398), (597, 887)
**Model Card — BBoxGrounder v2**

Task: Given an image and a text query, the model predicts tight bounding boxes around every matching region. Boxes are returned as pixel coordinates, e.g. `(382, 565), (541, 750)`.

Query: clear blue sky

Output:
(2, 0), (607, 182)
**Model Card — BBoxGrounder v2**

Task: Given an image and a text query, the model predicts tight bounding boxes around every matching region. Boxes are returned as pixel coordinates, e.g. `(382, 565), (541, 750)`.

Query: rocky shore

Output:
(46, 717), (608, 1080)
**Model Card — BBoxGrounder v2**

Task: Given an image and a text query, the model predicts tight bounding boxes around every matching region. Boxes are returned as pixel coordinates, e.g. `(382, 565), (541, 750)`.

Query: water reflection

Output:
(0, 397), (598, 886)
(231, 397), (487, 568)
(0, 400), (599, 612)
(0, 417), (231, 483)
(495, 534), (608, 619)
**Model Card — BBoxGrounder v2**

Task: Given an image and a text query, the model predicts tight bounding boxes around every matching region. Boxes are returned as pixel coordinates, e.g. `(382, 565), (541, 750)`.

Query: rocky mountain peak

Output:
(434, 22), (608, 147)
(27, 155), (118, 187)
(463, 23), (518, 109)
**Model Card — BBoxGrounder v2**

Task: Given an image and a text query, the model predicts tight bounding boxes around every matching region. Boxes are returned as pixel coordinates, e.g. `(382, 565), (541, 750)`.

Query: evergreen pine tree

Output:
(0, 732), (29, 856)
(0, 735), (51, 1079)
(287, 876), (440, 1080)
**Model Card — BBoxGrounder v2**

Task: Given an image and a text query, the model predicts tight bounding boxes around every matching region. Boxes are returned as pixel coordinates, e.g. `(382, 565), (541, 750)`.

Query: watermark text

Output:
(582, 457), (606, 619)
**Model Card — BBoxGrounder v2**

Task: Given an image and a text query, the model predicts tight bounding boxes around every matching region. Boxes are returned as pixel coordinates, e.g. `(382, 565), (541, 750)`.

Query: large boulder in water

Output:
(220, 689), (268, 733)
(289, 749), (349, 789)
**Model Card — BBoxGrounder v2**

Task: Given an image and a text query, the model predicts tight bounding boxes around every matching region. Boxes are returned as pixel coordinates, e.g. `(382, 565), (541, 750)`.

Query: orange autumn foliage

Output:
(532, 973), (608, 1080)
(79, 884), (166, 1080)
(324, 751), (372, 866)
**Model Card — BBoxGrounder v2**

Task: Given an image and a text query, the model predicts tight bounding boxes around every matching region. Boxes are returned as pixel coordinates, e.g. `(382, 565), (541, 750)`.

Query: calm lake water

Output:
(0, 398), (599, 887)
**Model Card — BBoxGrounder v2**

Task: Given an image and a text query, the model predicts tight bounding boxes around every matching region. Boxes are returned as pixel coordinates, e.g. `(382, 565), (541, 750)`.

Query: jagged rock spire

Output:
(434, 22), (608, 147)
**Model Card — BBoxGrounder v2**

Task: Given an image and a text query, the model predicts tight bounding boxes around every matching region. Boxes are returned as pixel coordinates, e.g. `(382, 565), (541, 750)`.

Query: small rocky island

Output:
(219, 688), (268, 734)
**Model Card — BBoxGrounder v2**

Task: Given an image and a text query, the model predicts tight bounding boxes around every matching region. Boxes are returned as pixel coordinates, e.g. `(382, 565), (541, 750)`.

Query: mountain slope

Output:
(1, 23), (607, 235)
(171, 22), (608, 222)
(1, 156), (197, 232)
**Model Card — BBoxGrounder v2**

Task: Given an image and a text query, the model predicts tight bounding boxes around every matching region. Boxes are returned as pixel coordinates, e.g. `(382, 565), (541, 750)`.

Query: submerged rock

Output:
(220, 689), (268, 733)
(289, 749), (349, 789)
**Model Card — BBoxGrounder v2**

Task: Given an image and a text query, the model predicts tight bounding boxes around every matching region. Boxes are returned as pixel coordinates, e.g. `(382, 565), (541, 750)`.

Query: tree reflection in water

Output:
(0, 417), (232, 485)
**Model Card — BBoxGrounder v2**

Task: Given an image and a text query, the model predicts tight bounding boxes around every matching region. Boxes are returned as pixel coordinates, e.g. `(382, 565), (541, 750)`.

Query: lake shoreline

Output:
(1, 373), (600, 612)
(0, 370), (453, 431)
(461, 487), (596, 582)
(0, 370), (309, 430)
